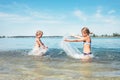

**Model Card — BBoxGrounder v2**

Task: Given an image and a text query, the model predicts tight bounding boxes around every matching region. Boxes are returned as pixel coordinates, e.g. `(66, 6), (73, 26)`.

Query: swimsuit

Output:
(83, 41), (92, 55)
(83, 52), (92, 55)
(84, 42), (91, 45)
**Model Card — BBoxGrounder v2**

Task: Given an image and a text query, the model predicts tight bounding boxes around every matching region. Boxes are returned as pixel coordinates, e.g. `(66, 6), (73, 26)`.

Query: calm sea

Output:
(0, 37), (120, 80)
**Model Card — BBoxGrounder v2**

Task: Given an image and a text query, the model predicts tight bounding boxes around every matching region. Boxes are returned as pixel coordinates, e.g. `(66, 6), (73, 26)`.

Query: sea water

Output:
(0, 37), (120, 80)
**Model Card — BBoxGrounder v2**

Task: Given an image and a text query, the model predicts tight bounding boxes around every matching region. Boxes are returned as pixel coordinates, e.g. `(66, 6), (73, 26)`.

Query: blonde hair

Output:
(36, 30), (43, 36)
(81, 27), (91, 35)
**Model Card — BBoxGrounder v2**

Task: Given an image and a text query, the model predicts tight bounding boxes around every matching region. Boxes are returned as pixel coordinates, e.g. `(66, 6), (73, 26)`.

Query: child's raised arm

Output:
(64, 37), (86, 42)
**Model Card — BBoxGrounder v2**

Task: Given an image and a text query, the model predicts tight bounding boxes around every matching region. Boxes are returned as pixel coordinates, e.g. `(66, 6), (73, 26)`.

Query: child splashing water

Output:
(29, 30), (48, 56)
(64, 27), (92, 61)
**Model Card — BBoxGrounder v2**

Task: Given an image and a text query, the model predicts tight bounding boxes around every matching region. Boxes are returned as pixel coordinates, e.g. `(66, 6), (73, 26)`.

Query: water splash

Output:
(61, 35), (84, 59)
(28, 47), (47, 56)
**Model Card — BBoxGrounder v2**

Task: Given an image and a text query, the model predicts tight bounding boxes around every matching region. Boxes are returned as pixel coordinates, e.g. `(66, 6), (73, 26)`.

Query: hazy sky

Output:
(0, 0), (120, 36)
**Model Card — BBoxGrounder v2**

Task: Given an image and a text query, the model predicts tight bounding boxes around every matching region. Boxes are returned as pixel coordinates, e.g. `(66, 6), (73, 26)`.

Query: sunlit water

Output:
(0, 37), (120, 80)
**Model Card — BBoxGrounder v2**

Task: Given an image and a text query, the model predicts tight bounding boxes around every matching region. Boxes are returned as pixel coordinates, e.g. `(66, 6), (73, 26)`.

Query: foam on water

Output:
(28, 47), (47, 56)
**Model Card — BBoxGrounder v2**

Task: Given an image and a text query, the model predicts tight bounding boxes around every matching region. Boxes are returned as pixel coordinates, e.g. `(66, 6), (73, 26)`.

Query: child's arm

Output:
(36, 39), (45, 48)
(64, 37), (85, 42)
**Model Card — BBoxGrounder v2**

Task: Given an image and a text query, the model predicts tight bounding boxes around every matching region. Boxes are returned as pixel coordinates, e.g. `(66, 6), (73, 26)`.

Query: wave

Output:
(0, 48), (120, 61)
(28, 47), (47, 56)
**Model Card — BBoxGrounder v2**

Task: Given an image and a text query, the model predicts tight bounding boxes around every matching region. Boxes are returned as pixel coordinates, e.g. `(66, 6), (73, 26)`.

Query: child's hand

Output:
(43, 46), (48, 49)
(64, 39), (69, 42)
(45, 46), (48, 49)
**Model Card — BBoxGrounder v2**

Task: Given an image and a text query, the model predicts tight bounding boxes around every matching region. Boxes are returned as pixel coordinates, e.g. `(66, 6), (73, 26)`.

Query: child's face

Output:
(37, 33), (42, 38)
(81, 31), (87, 37)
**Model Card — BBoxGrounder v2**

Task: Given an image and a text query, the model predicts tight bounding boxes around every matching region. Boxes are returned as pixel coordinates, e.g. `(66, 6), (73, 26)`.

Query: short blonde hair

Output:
(36, 30), (43, 36)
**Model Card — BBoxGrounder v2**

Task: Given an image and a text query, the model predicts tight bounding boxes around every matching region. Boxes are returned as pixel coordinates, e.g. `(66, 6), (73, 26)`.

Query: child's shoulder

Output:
(86, 36), (91, 41)
(87, 35), (91, 38)
(84, 36), (91, 40)
(35, 38), (39, 41)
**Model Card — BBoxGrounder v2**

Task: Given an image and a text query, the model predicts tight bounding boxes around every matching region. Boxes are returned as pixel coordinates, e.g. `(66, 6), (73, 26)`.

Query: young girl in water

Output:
(30, 30), (48, 56)
(64, 27), (92, 60)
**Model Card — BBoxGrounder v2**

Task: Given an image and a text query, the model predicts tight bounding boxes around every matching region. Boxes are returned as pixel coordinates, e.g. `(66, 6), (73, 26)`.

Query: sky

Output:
(0, 0), (120, 36)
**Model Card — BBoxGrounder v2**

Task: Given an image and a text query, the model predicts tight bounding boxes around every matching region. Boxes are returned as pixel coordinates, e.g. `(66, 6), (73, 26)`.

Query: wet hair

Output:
(36, 30), (43, 36)
(81, 27), (91, 35)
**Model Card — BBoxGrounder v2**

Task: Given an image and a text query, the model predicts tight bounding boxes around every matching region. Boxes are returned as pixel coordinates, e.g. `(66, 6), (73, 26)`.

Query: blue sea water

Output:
(0, 37), (120, 80)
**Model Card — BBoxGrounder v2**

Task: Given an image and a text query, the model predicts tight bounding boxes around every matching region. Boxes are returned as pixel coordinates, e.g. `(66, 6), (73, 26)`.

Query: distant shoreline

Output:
(0, 36), (63, 38)
(1, 33), (120, 38)
(0, 35), (120, 38)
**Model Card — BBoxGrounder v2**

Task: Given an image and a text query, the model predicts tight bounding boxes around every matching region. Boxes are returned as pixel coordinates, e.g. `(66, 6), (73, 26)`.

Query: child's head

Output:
(36, 30), (43, 38)
(81, 27), (90, 37)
